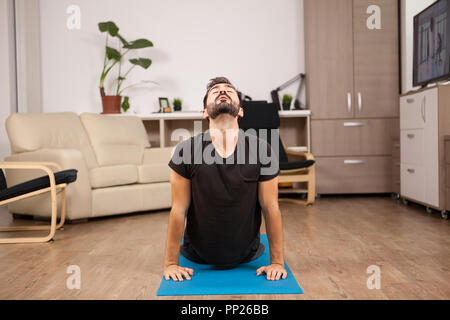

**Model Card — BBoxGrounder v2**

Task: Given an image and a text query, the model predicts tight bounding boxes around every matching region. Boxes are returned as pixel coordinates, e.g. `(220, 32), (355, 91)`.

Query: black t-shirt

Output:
(168, 129), (279, 267)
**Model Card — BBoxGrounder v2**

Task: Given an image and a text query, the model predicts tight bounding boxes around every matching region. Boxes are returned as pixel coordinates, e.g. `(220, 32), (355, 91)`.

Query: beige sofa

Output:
(3, 112), (173, 221)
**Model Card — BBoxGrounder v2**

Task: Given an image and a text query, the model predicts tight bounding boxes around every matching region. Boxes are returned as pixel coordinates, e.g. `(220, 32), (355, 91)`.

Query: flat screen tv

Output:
(413, 0), (450, 87)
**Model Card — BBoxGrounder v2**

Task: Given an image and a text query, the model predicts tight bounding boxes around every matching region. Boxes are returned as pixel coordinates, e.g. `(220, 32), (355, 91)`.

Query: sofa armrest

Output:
(4, 148), (92, 220)
(142, 147), (174, 165)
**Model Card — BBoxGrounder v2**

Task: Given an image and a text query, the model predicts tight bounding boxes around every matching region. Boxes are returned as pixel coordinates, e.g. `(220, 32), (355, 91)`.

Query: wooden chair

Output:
(239, 101), (316, 206)
(0, 162), (77, 244)
(278, 140), (316, 206)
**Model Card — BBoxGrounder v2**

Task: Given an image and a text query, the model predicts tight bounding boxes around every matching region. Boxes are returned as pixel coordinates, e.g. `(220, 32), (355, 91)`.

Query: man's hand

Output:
(164, 265), (194, 282)
(256, 264), (287, 281)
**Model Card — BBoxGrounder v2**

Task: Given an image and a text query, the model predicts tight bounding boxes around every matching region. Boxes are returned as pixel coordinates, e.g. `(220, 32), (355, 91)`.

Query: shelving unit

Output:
(114, 110), (311, 152)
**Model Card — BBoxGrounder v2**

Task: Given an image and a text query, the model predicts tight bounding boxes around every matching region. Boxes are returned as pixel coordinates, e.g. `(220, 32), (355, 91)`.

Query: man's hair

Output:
(203, 76), (240, 108)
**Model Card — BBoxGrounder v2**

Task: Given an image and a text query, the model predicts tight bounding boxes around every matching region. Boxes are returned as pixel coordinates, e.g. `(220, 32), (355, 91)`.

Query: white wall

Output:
(39, 0), (305, 113)
(15, 0), (43, 113)
(401, 0), (436, 94)
(0, 0), (16, 161)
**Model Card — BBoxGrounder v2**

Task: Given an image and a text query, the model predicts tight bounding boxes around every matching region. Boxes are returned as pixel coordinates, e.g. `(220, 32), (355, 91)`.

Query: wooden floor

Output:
(0, 194), (449, 300)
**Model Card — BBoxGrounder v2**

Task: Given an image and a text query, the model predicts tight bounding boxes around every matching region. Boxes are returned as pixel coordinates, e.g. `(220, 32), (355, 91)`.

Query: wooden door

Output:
(353, 0), (399, 118)
(304, 0), (354, 120)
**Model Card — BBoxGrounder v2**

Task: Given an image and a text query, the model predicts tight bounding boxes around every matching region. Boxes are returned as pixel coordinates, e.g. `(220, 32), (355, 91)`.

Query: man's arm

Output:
(163, 169), (193, 281)
(256, 176), (287, 281)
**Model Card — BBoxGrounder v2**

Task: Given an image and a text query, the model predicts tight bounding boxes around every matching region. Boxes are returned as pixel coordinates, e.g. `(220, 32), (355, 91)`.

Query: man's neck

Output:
(208, 114), (239, 158)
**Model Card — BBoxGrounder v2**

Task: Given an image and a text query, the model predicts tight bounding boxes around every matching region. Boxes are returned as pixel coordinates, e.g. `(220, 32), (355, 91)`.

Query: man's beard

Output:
(207, 100), (239, 119)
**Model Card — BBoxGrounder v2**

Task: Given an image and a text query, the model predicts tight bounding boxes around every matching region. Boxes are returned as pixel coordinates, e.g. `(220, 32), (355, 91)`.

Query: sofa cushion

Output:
(142, 147), (174, 164)
(5, 112), (99, 169)
(137, 163), (170, 183)
(91, 182), (171, 217)
(89, 164), (138, 189)
(80, 113), (150, 166)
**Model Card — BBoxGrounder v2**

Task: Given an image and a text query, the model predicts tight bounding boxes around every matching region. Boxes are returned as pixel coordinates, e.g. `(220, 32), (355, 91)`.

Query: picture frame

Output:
(158, 97), (171, 113)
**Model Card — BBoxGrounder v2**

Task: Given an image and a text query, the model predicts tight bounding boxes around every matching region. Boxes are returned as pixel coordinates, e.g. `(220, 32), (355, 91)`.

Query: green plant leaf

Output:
(122, 96), (130, 112)
(117, 34), (129, 46)
(98, 21), (119, 37)
(173, 98), (182, 108)
(282, 94), (293, 104)
(106, 47), (121, 61)
(129, 58), (152, 69)
(123, 39), (153, 49)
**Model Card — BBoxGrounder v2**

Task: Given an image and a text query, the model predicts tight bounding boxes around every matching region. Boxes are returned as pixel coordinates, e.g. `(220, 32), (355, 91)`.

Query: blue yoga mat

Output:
(157, 234), (303, 296)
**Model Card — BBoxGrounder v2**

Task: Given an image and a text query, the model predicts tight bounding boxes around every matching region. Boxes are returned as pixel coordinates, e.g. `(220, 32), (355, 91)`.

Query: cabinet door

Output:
(360, 118), (395, 155)
(400, 129), (424, 165)
(304, 0), (354, 119)
(316, 156), (392, 194)
(311, 119), (393, 156)
(311, 120), (361, 156)
(423, 89), (439, 207)
(401, 163), (426, 203)
(353, 0), (399, 118)
(400, 92), (426, 130)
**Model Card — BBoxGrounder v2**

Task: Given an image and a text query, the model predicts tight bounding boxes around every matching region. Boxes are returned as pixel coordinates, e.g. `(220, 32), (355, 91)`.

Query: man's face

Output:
(203, 83), (243, 120)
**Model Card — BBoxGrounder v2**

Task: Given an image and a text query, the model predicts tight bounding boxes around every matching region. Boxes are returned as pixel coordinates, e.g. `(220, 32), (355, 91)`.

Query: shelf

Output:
(287, 146), (308, 152)
(278, 110), (311, 117)
(278, 188), (308, 194)
(113, 109), (311, 150)
(112, 109), (311, 121)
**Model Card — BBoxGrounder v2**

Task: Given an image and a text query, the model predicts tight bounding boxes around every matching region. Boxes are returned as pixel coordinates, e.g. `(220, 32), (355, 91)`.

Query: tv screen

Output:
(413, 0), (450, 86)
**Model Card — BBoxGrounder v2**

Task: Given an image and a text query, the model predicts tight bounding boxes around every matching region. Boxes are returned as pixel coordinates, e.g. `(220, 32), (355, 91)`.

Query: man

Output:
(163, 77), (287, 281)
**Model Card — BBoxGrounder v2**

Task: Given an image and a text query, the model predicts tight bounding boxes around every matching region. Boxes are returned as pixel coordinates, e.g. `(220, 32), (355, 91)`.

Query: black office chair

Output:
(239, 101), (316, 206)
(0, 162), (77, 243)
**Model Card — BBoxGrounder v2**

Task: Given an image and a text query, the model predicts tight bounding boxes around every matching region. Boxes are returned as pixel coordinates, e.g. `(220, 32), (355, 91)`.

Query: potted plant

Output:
(173, 98), (182, 112)
(98, 21), (154, 114)
(282, 94), (293, 111)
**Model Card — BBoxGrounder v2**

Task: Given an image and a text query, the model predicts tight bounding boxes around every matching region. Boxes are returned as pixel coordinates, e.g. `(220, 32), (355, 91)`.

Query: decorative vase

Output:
(282, 102), (291, 111)
(173, 105), (182, 112)
(101, 95), (122, 114)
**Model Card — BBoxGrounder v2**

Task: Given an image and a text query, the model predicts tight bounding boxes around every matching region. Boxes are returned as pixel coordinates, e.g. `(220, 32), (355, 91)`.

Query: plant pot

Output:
(101, 95), (122, 114)
(173, 105), (182, 112)
(282, 102), (291, 111)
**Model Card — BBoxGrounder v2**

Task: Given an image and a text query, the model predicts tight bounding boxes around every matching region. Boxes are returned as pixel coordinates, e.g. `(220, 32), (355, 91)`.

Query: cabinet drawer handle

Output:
(394, 162), (400, 167)
(407, 133), (415, 139)
(394, 143), (401, 148)
(343, 122), (365, 127)
(358, 92), (362, 113)
(407, 168), (415, 173)
(394, 180), (400, 185)
(344, 160), (366, 164)
(406, 98), (415, 103)
(347, 92), (352, 113)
